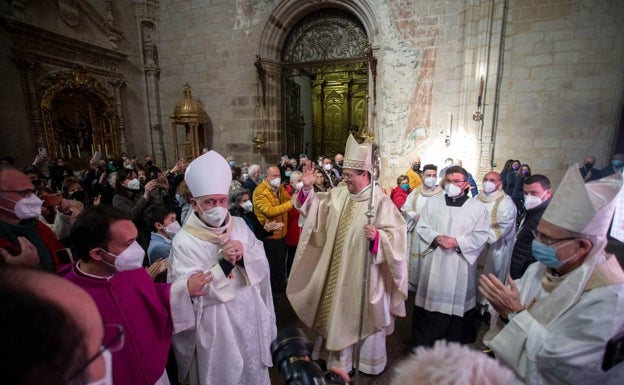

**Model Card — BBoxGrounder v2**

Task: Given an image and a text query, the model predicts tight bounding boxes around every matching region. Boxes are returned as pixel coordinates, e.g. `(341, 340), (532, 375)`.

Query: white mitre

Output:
(542, 165), (623, 237)
(343, 134), (372, 171)
(184, 150), (231, 197)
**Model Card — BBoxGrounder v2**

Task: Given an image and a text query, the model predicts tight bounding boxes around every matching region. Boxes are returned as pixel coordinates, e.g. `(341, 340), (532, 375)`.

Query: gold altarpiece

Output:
(40, 68), (123, 164)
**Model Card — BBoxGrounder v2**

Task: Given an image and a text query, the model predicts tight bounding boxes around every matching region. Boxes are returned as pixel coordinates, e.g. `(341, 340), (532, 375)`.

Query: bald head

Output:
(0, 267), (105, 384)
(0, 166), (37, 224)
(483, 171), (501, 183)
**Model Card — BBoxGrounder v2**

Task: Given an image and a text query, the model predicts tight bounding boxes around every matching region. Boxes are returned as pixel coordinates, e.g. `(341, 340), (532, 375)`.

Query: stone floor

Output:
(269, 291), (489, 385)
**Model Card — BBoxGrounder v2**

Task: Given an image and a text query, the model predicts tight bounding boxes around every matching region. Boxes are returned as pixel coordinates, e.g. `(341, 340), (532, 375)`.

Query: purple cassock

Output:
(63, 263), (173, 385)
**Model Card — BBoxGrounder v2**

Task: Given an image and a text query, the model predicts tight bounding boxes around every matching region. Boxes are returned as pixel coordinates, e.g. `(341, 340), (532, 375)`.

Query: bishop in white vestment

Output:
(481, 167), (624, 385)
(287, 135), (408, 375)
(168, 151), (276, 385)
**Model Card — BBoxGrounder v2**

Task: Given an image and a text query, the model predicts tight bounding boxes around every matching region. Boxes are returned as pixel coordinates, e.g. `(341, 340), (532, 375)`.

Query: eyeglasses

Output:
(0, 189), (37, 197)
(65, 324), (125, 382)
(532, 229), (577, 246)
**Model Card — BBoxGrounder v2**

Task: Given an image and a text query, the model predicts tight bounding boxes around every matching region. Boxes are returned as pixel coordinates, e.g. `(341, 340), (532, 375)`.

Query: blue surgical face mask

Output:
(531, 239), (574, 269)
(400, 183), (409, 191)
(285, 171), (292, 177)
(229, 161), (236, 167)
(612, 159), (623, 168)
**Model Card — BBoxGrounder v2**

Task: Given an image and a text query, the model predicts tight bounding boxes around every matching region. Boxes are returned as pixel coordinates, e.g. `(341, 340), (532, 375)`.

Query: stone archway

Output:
(257, 0), (380, 157)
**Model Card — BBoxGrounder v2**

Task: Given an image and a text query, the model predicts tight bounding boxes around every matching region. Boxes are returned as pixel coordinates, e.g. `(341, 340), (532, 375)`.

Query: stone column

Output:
(15, 58), (45, 148)
(259, 58), (283, 158)
(109, 78), (127, 154)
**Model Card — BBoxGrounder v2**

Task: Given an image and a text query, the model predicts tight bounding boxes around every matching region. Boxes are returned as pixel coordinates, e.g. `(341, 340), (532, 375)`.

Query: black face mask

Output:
(412, 164), (421, 172)
(337, 160), (343, 166)
(146, 160), (153, 167)
(69, 190), (88, 203)
(584, 163), (594, 170)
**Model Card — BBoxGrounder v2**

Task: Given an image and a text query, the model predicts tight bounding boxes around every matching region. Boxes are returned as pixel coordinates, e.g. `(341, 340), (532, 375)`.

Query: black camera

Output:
(271, 327), (349, 385)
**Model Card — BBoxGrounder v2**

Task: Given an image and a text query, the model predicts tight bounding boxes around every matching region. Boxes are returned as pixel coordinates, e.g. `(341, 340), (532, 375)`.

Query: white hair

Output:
(390, 341), (515, 385)
(248, 164), (261, 175)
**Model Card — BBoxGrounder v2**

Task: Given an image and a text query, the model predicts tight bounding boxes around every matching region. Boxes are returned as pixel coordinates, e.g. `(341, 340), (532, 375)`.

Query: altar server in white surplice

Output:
(401, 164), (443, 291)
(481, 167), (624, 385)
(475, 171), (517, 312)
(168, 150), (276, 385)
(412, 166), (489, 348)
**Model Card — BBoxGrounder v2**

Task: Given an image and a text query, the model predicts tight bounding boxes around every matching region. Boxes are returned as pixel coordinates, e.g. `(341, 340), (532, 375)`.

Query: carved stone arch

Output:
(39, 68), (121, 164)
(282, 9), (369, 64)
(257, 0), (379, 156)
(259, 0), (379, 60)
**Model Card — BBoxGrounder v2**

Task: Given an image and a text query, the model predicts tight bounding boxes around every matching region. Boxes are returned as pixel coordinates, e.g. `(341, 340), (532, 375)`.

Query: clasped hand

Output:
(221, 239), (244, 265)
(436, 235), (458, 249)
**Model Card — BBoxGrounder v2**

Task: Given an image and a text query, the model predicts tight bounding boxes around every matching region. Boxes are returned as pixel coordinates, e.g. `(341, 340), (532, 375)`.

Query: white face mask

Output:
(241, 173), (249, 181)
(482, 181), (497, 194)
(201, 206), (229, 227)
(241, 200), (253, 212)
(126, 178), (141, 191)
(323, 164), (332, 171)
(295, 181), (304, 191)
(444, 183), (463, 198)
(85, 349), (113, 385)
(423, 176), (437, 188)
(164, 221), (181, 238)
(269, 177), (281, 187)
(524, 194), (544, 210)
(5, 194), (43, 220)
(445, 161), (453, 167)
(100, 241), (145, 272)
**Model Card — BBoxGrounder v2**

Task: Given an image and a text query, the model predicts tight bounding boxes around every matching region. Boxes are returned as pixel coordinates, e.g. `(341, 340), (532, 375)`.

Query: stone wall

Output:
(0, 0), (622, 189)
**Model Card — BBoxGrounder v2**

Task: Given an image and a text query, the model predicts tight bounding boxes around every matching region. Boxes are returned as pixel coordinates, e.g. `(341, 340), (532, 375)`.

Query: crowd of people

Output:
(1, 147), (624, 385)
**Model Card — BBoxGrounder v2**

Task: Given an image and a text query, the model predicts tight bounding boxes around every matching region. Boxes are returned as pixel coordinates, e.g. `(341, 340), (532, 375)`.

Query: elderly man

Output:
(579, 155), (601, 182)
(333, 153), (344, 179)
(287, 134), (407, 375)
(401, 164), (443, 291)
(405, 155), (423, 189)
(475, 171), (517, 315)
(168, 150), (276, 385)
(0, 165), (62, 270)
(253, 164), (291, 292)
(412, 165), (489, 348)
(242, 163), (261, 194)
(480, 166), (624, 384)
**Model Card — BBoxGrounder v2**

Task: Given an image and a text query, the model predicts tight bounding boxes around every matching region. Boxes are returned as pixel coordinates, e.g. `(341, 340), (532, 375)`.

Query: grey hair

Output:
(228, 187), (250, 209)
(248, 164), (261, 175)
(390, 341), (514, 385)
